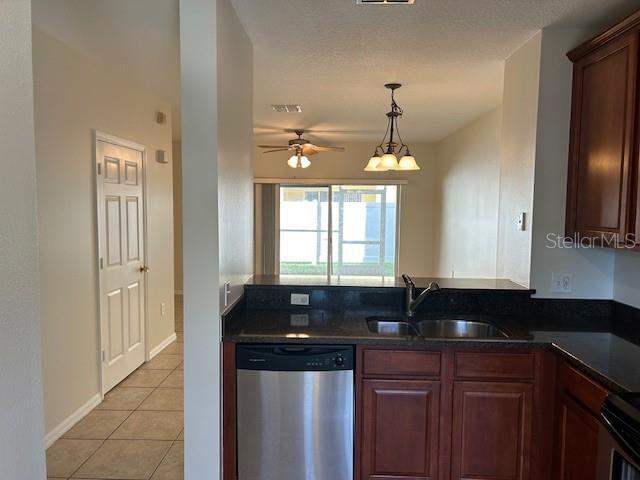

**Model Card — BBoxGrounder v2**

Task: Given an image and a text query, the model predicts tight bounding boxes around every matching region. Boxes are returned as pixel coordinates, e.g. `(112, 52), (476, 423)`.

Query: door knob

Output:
(139, 265), (150, 273)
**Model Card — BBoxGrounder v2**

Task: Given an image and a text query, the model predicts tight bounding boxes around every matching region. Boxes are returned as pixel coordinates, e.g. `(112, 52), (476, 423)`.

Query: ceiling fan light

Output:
(287, 155), (299, 168)
(380, 153), (399, 170)
(397, 154), (420, 171)
(364, 155), (382, 172)
(300, 156), (311, 168)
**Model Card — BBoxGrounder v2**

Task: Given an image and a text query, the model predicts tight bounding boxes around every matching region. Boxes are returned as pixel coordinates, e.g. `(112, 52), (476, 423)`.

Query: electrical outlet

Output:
(161, 302), (166, 316)
(290, 293), (310, 306)
(551, 273), (573, 294)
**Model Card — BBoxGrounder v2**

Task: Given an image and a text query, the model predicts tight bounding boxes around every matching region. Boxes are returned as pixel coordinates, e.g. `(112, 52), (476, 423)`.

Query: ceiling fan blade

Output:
(306, 145), (346, 152)
(262, 148), (291, 154)
(258, 145), (290, 149)
(302, 147), (320, 156)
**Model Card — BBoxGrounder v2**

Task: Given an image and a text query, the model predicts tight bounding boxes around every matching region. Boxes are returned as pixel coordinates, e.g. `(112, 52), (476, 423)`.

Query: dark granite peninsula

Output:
(223, 276), (640, 480)
(224, 276), (640, 392)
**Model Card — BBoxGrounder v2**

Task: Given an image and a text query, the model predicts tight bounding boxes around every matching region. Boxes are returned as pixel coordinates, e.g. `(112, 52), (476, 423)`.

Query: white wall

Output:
(173, 141), (183, 293)
(613, 250), (640, 308)
(178, 0), (254, 475)
(33, 27), (175, 437)
(434, 108), (502, 278)
(253, 142), (439, 276)
(529, 28), (615, 299)
(0, 1), (47, 476)
(217, 0), (254, 311)
(496, 33), (541, 287)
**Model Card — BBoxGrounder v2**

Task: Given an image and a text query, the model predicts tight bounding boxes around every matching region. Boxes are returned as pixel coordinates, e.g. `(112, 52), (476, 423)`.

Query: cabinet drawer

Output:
(454, 352), (535, 380)
(362, 349), (441, 377)
(558, 361), (608, 416)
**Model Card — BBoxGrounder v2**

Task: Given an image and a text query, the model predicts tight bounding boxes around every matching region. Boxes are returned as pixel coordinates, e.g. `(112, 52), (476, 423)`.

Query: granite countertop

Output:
(247, 275), (532, 291)
(223, 306), (640, 393)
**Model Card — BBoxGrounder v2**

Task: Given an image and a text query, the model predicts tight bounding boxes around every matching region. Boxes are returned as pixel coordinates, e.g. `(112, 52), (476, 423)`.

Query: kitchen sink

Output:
(366, 318), (418, 336)
(366, 316), (508, 339)
(415, 319), (508, 339)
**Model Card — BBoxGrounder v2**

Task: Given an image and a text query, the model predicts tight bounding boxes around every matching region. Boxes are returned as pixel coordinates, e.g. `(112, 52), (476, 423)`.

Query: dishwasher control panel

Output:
(236, 345), (354, 371)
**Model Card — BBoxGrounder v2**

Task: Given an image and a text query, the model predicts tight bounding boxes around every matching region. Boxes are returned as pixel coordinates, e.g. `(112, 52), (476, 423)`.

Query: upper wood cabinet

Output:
(566, 10), (640, 248)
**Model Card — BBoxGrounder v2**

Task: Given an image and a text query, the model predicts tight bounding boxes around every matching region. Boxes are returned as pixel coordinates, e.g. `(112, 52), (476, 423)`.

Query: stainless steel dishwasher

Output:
(236, 344), (354, 480)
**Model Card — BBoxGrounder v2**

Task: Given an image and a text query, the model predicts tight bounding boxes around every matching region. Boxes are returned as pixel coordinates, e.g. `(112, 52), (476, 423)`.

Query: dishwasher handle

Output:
(236, 344), (354, 371)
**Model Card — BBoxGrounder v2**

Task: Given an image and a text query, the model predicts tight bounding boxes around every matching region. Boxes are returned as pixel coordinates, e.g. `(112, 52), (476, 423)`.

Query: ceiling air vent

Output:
(271, 104), (303, 113)
(356, 0), (415, 4)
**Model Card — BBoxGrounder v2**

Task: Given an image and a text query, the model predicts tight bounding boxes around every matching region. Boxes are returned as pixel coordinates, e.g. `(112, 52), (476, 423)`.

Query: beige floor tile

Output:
(46, 439), (102, 478)
(111, 411), (183, 440)
(176, 362), (183, 370)
(177, 430), (183, 440)
(158, 370), (183, 389)
(95, 386), (154, 411)
(120, 369), (171, 388)
(62, 410), (130, 440)
(151, 441), (183, 480)
(142, 355), (182, 370)
(139, 388), (183, 411)
(72, 439), (171, 479)
(161, 343), (183, 355)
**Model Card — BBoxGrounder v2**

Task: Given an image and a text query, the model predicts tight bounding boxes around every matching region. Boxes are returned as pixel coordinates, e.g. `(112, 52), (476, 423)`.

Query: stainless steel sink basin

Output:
(367, 318), (418, 336)
(415, 319), (508, 339)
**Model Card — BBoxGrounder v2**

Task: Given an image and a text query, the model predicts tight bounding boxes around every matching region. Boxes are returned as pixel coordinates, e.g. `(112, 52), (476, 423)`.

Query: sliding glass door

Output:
(278, 184), (398, 278)
(279, 186), (330, 275)
(331, 185), (397, 276)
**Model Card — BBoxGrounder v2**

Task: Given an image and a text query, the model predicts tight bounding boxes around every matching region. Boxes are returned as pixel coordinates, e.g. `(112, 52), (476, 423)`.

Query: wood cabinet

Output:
(357, 348), (545, 480)
(553, 361), (609, 480)
(451, 381), (533, 480)
(361, 379), (440, 480)
(566, 10), (640, 248)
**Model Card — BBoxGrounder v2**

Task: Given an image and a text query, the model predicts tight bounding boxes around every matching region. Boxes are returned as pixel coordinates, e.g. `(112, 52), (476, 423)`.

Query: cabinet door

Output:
(451, 381), (533, 480)
(566, 31), (639, 244)
(554, 393), (600, 480)
(361, 379), (440, 480)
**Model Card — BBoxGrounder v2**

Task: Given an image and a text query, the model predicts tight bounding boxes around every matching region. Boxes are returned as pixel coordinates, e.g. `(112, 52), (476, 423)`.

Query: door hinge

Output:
(99, 257), (104, 269)
(97, 163), (102, 175)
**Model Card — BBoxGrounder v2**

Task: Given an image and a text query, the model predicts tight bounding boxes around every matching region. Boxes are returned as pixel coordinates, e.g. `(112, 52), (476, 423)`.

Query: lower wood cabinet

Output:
(357, 348), (541, 480)
(451, 381), (533, 480)
(554, 392), (600, 480)
(360, 379), (440, 480)
(553, 361), (609, 480)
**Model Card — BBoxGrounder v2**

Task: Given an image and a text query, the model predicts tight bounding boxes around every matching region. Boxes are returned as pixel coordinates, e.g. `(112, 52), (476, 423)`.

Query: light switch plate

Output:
(551, 273), (573, 294)
(290, 293), (310, 306)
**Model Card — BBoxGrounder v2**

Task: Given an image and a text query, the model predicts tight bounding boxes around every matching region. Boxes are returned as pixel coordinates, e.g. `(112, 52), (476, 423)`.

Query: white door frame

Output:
(93, 130), (150, 398)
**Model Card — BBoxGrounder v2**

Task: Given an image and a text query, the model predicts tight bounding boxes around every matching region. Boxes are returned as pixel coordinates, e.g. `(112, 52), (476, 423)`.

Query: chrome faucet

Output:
(402, 274), (440, 317)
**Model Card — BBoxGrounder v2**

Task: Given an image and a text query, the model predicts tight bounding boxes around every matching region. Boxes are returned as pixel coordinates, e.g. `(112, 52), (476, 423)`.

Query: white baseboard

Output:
(149, 332), (177, 359)
(44, 393), (102, 448)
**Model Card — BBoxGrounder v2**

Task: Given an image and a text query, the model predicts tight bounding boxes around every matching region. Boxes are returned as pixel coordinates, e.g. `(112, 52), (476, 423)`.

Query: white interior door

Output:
(96, 134), (147, 393)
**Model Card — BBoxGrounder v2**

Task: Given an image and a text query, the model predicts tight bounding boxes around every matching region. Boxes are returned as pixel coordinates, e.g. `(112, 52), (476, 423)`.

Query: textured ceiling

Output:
(31, 0), (638, 144)
(231, 0), (638, 144)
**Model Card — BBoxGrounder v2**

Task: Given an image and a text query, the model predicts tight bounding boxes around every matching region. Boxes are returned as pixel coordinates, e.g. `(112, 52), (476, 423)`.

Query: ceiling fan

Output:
(258, 129), (345, 169)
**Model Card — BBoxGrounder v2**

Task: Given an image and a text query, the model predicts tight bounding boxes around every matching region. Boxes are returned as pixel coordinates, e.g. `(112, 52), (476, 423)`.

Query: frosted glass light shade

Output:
(397, 155), (420, 171)
(287, 155), (299, 168)
(379, 153), (399, 170)
(300, 156), (311, 168)
(364, 156), (382, 171)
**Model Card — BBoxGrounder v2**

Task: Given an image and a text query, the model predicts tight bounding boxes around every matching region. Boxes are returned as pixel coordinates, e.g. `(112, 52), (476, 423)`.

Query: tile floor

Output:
(46, 295), (184, 480)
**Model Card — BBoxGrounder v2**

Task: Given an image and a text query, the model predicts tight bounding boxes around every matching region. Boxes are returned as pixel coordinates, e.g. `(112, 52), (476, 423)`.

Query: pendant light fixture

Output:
(364, 83), (420, 172)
